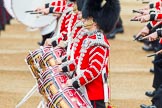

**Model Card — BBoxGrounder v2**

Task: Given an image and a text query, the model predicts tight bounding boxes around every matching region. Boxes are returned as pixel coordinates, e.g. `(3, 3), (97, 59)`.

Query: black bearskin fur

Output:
(76, 0), (85, 11)
(82, 0), (120, 34)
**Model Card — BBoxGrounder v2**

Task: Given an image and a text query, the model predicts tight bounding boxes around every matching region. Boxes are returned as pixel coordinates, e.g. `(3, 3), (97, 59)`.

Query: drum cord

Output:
(70, 70), (76, 79)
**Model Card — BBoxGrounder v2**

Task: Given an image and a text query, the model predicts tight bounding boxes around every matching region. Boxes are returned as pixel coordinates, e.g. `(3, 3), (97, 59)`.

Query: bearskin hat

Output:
(76, 0), (85, 11)
(68, 0), (85, 11)
(82, 0), (120, 34)
(69, 0), (76, 2)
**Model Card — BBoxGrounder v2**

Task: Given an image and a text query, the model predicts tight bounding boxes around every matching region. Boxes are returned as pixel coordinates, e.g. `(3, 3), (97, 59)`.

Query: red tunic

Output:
(61, 30), (110, 100)
(149, 0), (162, 10)
(154, 13), (162, 21)
(51, 7), (79, 46)
(50, 0), (67, 13)
(61, 27), (88, 69)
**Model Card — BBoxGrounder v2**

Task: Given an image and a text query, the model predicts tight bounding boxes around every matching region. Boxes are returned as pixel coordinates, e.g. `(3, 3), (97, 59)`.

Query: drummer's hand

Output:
(142, 31), (158, 41)
(155, 49), (162, 55)
(131, 14), (143, 21)
(133, 14), (150, 23)
(139, 9), (150, 15)
(55, 58), (62, 65)
(40, 8), (50, 15)
(55, 65), (63, 72)
(35, 6), (45, 12)
(44, 39), (52, 46)
(139, 5), (150, 11)
(58, 40), (67, 48)
(135, 26), (150, 38)
(135, 14), (150, 23)
(66, 79), (73, 86)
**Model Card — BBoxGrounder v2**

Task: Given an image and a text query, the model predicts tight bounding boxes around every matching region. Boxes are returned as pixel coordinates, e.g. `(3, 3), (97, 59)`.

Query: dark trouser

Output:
(153, 44), (162, 90)
(90, 100), (106, 108)
(41, 32), (54, 45)
(116, 16), (123, 28)
(150, 24), (162, 51)
(152, 84), (162, 108)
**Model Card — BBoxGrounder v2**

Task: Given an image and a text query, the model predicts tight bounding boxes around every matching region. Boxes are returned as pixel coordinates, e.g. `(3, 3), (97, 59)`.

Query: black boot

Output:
(142, 44), (154, 52)
(106, 17), (124, 39)
(145, 90), (156, 97)
(150, 68), (154, 73)
(140, 104), (157, 108)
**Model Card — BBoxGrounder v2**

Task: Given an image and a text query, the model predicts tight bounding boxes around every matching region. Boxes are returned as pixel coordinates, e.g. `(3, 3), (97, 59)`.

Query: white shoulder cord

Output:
(66, 11), (75, 57)
(74, 36), (92, 106)
(76, 32), (109, 103)
(70, 28), (86, 60)
(101, 51), (109, 103)
(51, 7), (73, 41)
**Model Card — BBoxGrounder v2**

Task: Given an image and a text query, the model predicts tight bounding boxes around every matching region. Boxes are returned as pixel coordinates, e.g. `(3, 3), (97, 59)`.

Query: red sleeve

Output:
(159, 38), (162, 44)
(50, 0), (66, 13)
(149, 21), (162, 28)
(61, 58), (78, 72)
(78, 46), (109, 86)
(155, 13), (162, 20)
(155, 1), (161, 10)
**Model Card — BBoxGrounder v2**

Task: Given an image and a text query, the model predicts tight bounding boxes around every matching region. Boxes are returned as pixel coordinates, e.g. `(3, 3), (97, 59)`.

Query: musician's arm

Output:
(59, 58), (78, 72)
(150, 13), (162, 21)
(71, 46), (109, 89)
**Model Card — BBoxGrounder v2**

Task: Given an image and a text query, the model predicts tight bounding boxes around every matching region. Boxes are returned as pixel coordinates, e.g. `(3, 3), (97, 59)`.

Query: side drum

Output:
(47, 87), (92, 108)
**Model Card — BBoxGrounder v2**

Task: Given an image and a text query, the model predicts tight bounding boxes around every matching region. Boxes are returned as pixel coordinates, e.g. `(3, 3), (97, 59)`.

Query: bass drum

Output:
(4, 0), (15, 18)
(11, 0), (56, 28)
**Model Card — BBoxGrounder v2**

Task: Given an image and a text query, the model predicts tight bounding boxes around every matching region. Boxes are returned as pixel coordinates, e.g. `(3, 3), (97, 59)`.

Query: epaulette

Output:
(86, 31), (110, 49)
(72, 20), (83, 29)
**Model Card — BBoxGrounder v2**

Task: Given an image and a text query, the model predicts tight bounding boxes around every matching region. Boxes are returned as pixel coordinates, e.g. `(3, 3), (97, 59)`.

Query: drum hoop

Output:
(41, 69), (51, 79)
(43, 72), (68, 90)
(43, 52), (53, 60)
(41, 70), (56, 79)
(4, 0), (15, 18)
(32, 50), (42, 57)
(53, 87), (75, 107)
(26, 55), (33, 65)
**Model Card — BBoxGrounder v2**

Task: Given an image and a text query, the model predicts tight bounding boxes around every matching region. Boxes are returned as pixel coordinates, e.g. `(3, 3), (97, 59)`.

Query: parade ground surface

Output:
(0, 0), (155, 108)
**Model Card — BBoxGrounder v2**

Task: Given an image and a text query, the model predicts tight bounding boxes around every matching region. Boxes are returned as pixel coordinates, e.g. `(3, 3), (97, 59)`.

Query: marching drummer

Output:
(35, 0), (79, 49)
(55, 0), (120, 107)
(34, 0), (67, 46)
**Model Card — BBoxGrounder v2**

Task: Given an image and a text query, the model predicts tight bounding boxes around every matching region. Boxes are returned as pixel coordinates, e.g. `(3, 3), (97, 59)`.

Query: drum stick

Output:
(142, 1), (149, 4)
(137, 37), (145, 41)
(130, 19), (140, 21)
(29, 12), (58, 15)
(133, 35), (143, 41)
(132, 10), (144, 14)
(133, 36), (139, 41)
(30, 12), (42, 14)
(147, 53), (156, 57)
(25, 10), (34, 13)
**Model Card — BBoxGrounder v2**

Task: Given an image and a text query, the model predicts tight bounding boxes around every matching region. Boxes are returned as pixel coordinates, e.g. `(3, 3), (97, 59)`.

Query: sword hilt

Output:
(147, 53), (156, 57)
(133, 35), (143, 41)
(142, 1), (149, 4)
(132, 10), (144, 14)
(130, 19), (140, 21)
